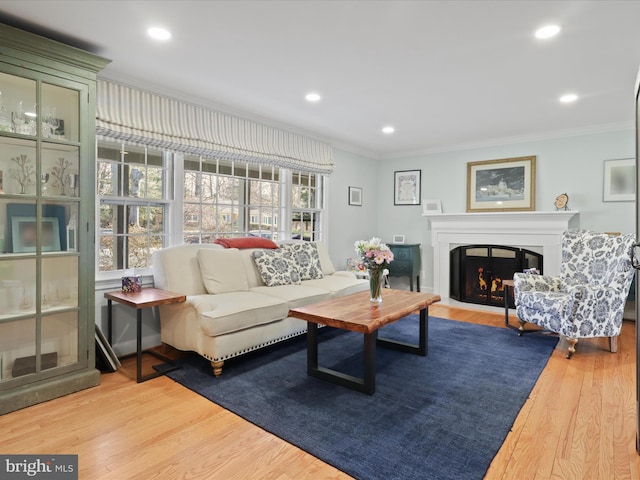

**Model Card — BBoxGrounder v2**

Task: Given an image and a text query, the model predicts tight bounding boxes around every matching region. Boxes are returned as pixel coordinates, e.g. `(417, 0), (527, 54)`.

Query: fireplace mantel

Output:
(423, 211), (579, 299)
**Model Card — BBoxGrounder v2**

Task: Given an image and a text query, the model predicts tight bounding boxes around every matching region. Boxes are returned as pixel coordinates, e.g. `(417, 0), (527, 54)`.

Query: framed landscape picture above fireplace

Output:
(466, 155), (536, 212)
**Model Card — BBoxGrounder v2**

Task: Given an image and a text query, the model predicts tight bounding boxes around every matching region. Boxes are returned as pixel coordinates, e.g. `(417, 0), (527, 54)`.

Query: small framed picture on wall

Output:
(394, 170), (421, 205)
(603, 158), (635, 202)
(349, 186), (362, 206)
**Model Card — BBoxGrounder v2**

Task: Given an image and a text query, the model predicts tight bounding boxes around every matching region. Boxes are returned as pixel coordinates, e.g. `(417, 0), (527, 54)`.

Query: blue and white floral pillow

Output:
(281, 242), (324, 280)
(253, 249), (301, 287)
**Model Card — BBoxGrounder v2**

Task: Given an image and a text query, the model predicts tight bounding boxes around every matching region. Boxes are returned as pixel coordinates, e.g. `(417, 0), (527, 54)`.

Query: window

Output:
(183, 155), (324, 243)
(291, 171), (322, 241)
(97, 140), (171, 274)
(96, 144), (325, 276)
(183, 156), (283, 242)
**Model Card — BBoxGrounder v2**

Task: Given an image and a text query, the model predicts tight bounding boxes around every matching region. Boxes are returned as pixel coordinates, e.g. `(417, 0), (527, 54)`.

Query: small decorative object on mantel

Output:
(9, 153), (34, 194)
(554, 193), (569, 211)
(354, 237), (394, 303)
(422, 199), (443, 214)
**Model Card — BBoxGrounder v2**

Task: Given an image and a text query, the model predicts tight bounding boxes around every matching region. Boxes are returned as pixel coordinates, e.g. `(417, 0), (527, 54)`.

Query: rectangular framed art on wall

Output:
(348, 186), (362, 206)
(466, 156), (536, 212)
(394, 170), (421, 205)
(603, 158), (635, 202)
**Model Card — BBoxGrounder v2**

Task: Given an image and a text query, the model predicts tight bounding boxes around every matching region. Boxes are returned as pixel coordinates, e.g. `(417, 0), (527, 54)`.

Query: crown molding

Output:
(380, 122), (634, 160)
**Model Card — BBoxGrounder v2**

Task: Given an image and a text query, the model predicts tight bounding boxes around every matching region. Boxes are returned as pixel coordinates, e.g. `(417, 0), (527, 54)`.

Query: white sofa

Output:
(152, 240), (368, 376)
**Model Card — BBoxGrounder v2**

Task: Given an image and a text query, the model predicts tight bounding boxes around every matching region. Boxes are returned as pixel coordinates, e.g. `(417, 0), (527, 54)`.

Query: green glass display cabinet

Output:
(0, 24), (110, 414)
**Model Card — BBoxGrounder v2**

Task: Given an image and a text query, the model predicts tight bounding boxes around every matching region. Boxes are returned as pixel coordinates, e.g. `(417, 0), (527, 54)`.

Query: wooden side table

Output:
(104, 288), (186, 383)
(502, 279), (518, 330)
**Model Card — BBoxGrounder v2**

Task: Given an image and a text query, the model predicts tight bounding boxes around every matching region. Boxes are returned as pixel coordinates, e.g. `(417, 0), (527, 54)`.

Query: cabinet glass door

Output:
(0, 69), (83, 384)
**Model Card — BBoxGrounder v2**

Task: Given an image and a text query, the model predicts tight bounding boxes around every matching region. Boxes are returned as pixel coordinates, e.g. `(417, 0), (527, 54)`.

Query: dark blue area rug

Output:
(165, 315), (558, 480)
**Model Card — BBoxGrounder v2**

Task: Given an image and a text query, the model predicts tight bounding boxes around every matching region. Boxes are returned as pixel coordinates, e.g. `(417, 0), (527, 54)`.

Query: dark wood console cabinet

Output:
(387, 243), (421, 292)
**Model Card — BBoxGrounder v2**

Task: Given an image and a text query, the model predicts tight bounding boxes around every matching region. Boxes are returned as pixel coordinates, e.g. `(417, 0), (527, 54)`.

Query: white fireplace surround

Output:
(424, 211), (580, 299)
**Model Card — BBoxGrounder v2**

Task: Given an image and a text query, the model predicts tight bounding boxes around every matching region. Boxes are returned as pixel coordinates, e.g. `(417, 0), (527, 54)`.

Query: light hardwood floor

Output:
(2, 304), (640, 479)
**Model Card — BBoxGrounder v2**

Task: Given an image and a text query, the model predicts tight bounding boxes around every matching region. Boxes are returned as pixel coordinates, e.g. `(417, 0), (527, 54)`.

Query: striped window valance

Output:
(96, 80), (335, 174)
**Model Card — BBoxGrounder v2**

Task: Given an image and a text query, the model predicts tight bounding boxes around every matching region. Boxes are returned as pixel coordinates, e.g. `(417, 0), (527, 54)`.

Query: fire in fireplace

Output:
(450, 245), (543, 308)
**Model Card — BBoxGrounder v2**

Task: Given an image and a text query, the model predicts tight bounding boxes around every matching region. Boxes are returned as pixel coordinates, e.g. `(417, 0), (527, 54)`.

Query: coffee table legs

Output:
(306, 307), (428, 395)
(307, 322), (377, 394)
(378, 307), (428, 355)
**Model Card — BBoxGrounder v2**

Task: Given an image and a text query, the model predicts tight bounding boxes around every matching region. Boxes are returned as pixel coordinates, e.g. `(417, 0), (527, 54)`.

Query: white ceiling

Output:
(1, 0), (640, 159)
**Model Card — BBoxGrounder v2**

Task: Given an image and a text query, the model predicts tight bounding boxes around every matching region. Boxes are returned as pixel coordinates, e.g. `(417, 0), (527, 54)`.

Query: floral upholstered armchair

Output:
(513, 230), (635, 358)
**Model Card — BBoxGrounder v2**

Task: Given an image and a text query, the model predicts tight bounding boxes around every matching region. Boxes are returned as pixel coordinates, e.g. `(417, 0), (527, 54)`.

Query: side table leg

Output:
(137, 308), (143, 383)
(107, 299), (113, 344)
(504, 285), (510, 328)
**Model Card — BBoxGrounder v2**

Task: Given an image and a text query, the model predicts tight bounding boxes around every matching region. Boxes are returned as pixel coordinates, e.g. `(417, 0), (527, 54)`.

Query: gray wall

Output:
(330, 127), (635, 292)
(325, 148), (381, 269)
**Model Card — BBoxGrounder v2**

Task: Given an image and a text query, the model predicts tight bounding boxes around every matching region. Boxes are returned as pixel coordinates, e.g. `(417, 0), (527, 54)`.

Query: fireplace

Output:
(450, 245), (543, 308)
(423, 211), (579, 301)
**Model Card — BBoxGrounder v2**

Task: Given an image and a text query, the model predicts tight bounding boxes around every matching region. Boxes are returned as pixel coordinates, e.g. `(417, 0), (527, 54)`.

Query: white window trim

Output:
(96, 151), (328, 280)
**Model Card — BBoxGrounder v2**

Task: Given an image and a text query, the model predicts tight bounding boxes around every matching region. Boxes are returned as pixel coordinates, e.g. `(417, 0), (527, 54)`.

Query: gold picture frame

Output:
(466, 156), (536, 212)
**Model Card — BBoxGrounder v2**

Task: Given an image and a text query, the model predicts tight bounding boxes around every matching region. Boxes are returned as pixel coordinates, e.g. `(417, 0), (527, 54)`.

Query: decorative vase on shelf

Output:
(368, 269), (383, 303)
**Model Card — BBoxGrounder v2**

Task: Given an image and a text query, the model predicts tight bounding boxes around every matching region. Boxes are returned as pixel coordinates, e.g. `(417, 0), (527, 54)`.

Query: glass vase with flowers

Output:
(354, 237), (394, 303)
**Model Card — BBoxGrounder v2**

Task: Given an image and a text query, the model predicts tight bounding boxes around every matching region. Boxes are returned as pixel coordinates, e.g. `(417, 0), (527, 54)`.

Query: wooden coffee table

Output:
(288, 289), (441, 394)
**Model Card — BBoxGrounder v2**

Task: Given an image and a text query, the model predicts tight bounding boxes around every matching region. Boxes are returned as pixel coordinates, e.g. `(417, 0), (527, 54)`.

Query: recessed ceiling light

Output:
(147, 27), (171, 41)
(559, 93), (578, 103)
(305, 92), (321, 103)
(535, 24), (561, 39)
(382, 126), (395, 134)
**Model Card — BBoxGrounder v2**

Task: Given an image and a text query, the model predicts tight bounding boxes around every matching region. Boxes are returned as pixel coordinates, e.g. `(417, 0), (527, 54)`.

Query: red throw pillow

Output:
(213, 237), (279, 249)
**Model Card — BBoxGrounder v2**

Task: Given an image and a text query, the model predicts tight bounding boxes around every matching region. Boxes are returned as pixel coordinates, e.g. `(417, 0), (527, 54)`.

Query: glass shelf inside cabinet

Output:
(42, 255), (78, 310)
(42, 311), (79, 369)
(0, 72), (36, 137)
(0, 258), (35, 318)
(0, 137), (37, 196)
(42, 144), (79, 197)
(0, 317), (36, 382)
(42, 82), (79, 143)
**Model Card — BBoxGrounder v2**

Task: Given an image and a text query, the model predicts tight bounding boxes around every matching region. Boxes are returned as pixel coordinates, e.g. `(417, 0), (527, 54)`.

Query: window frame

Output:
(95, 139), (172, 280)
(96, 145), (327, 280)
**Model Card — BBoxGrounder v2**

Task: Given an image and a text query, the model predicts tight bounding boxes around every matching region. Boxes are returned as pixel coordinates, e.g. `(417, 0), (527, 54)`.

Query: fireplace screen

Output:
(450, 245), (543, 308)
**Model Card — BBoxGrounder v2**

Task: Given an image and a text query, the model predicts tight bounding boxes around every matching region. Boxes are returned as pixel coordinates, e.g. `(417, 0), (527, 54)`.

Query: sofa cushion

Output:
(198, 248), (249, 294)
(281, 242), (324, 280)
(198, 292), (289, 336)
(253, 249), (301, 286)
(214, 237), (279, 249)
(302, 274), (368, 297)
(314, 241), (336, 275)
(153, 243), (223, 295)
(250, 284), (331, 309)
